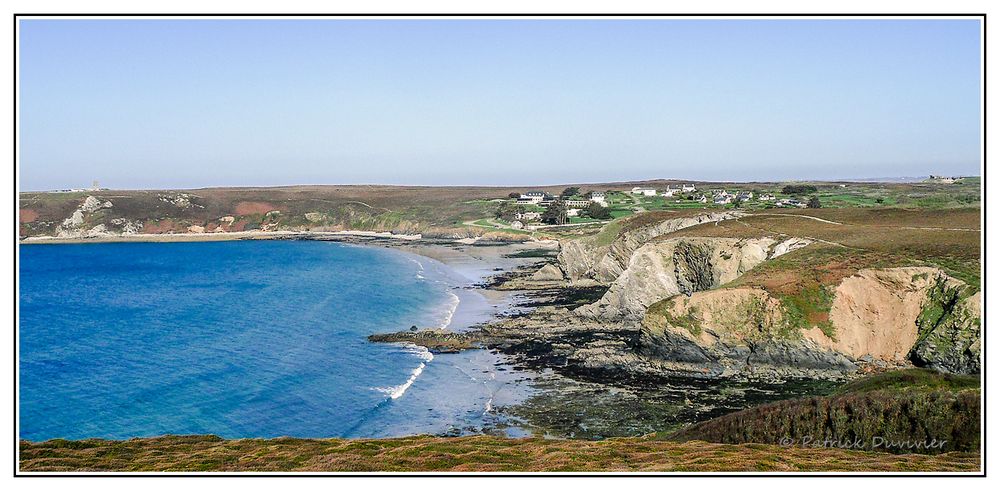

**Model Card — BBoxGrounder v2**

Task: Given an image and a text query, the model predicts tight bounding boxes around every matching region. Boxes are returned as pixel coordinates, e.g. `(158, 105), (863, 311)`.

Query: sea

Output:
(18, 240), (534, 441)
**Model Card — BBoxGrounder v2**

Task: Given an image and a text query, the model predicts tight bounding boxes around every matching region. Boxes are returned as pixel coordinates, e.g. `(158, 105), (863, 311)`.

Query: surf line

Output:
(375, 344), (435, 400)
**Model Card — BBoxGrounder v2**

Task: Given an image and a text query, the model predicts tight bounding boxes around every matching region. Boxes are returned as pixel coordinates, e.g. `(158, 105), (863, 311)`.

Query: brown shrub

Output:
(234, 201), (282, 215)
(670, 389), (980, 454)
(19, 209), (39, 223)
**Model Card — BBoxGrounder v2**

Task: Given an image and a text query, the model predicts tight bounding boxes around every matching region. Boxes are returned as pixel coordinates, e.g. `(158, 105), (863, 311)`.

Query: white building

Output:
(713, 191), (735, 205)
(775, 199), (806, 208)
(661, 187), (677, 197)
(516, 211), (542, 221)
(564, 200), (591, 208)
(517, 191), (548, 204)
(682, 184), (697, 193)
(590, 192), (607, 204)
(566, 208), (580, 217)
(631, 187), (657, 196)
(759, 194), (775, 201)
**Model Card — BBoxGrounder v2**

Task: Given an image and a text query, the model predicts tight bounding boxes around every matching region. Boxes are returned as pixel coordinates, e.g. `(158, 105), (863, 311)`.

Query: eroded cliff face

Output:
(557, 211), (745, 284)
(804, 267), (979, 374)
(577, 236), (808, 320)
(639, 267), (981, 377)
(801, 268), (943, 362)
(639, 288), (857, 379)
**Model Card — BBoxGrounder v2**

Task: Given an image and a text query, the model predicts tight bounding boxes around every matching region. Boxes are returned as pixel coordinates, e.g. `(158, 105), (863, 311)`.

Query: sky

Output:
(17, 18), (983, 190)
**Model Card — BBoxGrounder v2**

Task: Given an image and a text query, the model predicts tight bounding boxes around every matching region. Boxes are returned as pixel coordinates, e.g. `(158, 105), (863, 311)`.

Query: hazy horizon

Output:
(18, 18), (983, 191)
(20, 173), (982, 193)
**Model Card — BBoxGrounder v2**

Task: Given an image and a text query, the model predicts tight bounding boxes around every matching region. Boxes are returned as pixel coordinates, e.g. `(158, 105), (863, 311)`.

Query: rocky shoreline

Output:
(370, 266), (858, 386)
(369, 211), (980, 391)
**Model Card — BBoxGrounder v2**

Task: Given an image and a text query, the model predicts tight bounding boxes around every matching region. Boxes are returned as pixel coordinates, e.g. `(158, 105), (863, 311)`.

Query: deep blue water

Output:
(19, 240), (530, 441)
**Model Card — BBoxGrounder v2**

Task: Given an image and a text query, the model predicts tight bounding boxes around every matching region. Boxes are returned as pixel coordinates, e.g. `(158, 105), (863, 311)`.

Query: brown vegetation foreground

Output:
(19, 434), (979, 473)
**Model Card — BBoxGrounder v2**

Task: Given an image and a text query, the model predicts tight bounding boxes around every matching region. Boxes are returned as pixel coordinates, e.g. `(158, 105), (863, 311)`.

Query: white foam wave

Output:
(436, 290), (461, 329)
(373, 345), (434, 400)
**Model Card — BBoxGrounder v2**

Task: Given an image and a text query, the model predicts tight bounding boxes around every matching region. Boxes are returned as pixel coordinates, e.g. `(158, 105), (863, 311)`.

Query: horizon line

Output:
(18, 174), (981, 194)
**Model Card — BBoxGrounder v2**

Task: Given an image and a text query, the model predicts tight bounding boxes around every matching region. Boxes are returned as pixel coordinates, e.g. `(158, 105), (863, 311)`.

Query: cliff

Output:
(537, 212), (982, 380)
(556, 211), (745, 283)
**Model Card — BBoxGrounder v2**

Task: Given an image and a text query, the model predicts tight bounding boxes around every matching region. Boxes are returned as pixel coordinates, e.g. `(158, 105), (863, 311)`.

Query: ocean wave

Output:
(373, 345), (435, 400)
(436, 290), (461, 329)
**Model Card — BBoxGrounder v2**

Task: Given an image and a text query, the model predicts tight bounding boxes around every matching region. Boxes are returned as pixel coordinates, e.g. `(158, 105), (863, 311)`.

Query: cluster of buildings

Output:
(707, 190), (776, 205)
(515, 191), (608, 208)
(508, 190), (611, 226)
(50, 180), (106, 193)
(630, 184), (697, 197)
(927, 175), (962, 184)
(626, 185), (783, 207)
(509, 184), (799, 225)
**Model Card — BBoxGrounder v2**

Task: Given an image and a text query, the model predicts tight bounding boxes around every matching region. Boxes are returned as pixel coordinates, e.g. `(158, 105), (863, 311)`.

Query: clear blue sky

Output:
(18, 18), (982, 190)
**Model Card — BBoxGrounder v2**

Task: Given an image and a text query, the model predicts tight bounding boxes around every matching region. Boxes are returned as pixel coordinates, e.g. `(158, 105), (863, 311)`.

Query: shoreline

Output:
(19, 230), (426, 244)
(346, 239), (556, 437)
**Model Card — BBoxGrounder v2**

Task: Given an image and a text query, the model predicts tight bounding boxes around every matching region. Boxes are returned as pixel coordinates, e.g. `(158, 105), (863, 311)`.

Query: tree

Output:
(782, 184), (818, 195)
(507, 192), (520, 199)
(560, 187), (580, 198)
(807, 196), (822, 208)
(494, 201), (525, 222)
(542, 200), (568, 225)
(585, 202), (611, 220)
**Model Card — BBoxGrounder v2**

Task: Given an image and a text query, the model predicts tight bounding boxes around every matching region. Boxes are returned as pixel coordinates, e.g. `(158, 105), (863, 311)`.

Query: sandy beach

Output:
(382, 240), (557, 331)
(18, 229), (423, 244)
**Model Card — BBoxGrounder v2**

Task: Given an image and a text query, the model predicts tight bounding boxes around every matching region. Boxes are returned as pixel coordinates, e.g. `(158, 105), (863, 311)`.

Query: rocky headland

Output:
(372, 210), (982, 386)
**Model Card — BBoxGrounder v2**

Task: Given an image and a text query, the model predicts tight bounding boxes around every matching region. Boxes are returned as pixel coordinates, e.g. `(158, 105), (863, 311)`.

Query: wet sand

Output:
(387, 241), (557, 331)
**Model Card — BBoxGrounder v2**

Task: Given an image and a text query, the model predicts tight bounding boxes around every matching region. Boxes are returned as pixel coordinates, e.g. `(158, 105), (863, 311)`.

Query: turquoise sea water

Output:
(18, 240), (530, 441)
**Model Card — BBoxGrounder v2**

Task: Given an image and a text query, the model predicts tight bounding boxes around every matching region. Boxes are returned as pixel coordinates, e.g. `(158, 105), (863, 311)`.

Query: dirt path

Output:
(303, 198), (390, 213)
(751, 213), (978, 232)
(732, 217), (860, 250)
(900, 226), (980, 232)
(752, 213), (845, 225)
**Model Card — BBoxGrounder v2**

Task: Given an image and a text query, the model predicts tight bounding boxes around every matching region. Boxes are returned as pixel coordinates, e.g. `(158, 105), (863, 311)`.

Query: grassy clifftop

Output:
(19, 434), (979, 472)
